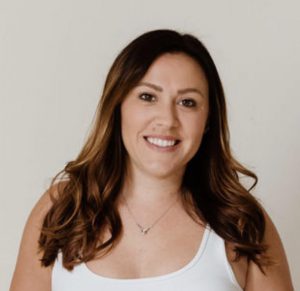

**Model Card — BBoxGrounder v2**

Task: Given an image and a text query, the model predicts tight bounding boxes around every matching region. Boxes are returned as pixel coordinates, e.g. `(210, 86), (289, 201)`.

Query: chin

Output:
(144, 165), (183, 179)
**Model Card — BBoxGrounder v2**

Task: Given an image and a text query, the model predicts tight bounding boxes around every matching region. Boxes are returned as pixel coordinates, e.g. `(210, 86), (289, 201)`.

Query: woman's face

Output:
(120, 52), (209, 179)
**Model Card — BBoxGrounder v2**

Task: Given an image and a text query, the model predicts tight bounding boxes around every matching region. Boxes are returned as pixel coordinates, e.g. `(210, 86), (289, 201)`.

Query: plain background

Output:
(1, 0), (299, 290)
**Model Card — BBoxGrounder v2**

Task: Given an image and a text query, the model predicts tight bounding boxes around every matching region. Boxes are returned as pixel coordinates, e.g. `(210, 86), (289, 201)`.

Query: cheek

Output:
(183, 110), (207, 133)
(120, 102), (149, 143)
(122, 99), (145, 121)
(184, 115), (207, 147)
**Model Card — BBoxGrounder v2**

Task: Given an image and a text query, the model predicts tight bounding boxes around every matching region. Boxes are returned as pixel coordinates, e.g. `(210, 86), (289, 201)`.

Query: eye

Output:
(139, 93), (156, 102)
(179, 99), (197, 108)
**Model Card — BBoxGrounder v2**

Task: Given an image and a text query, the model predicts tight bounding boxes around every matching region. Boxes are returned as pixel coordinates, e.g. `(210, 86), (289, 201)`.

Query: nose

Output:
(155, 101), (179, 128)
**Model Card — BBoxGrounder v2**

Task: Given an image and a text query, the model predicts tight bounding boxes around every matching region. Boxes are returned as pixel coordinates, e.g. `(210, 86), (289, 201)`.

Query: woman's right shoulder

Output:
(34, 181), (67, 212)
(9, 181), (67, 291)
(23, 181), (67, 225)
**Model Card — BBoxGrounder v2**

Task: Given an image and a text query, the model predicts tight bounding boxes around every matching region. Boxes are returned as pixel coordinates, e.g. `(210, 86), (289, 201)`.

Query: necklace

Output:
(122, 194), (179, 235)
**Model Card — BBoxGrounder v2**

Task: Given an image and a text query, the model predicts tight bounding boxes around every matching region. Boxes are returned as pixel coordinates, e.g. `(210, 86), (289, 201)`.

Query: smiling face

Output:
(120, 52), (209, 180)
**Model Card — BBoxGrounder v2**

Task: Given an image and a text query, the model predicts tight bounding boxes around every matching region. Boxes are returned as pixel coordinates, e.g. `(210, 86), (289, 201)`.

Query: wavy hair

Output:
(39, 29), (270, 271)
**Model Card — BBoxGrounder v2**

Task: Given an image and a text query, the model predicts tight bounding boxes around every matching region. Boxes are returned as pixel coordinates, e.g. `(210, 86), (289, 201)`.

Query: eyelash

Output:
(138, 93), (197, 108)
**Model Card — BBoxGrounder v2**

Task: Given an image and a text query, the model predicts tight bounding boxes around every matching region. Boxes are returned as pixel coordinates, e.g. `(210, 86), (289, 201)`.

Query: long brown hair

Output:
(39, 29), (270, 271)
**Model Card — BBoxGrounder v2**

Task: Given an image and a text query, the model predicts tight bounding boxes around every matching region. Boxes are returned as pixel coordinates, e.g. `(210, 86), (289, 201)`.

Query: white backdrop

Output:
(1, 0), (299, 290)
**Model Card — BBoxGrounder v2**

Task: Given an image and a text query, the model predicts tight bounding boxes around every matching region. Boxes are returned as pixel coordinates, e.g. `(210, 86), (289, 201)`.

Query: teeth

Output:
(146, 137), (176, 147)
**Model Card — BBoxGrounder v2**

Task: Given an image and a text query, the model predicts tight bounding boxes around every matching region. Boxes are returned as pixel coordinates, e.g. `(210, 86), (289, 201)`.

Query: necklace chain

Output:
(122, 194), (179, 235)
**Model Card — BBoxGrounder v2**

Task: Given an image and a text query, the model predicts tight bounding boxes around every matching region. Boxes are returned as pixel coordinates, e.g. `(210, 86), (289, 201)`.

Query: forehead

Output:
(138, 52), (208, 95)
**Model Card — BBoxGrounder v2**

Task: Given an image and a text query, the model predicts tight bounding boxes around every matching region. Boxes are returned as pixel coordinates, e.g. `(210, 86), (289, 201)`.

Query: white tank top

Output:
(52, 226), (243, 291)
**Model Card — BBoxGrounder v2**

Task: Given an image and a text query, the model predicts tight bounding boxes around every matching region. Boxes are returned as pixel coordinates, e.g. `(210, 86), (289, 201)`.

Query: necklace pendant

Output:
(141, 227), (150, 235)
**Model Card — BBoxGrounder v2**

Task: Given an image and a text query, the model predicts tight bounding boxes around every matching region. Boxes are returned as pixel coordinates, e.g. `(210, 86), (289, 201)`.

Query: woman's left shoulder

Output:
(244, 208), (294, 290)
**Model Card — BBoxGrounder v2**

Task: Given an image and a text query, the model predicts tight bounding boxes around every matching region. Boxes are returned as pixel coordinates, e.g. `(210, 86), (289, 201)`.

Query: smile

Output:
(144, 136), (180, 149)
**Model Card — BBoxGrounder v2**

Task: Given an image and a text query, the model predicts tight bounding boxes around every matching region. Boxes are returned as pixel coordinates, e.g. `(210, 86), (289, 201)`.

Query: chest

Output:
(87, 208), (205, 279)
(52, 224), (245, 291)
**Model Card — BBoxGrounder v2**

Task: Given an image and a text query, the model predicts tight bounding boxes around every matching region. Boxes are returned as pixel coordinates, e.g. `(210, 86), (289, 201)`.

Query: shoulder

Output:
(9, 182), (66, 291)
(19, 181), (65, 231)
(245, 208), (294, 290)
(225, 208), (294, 291)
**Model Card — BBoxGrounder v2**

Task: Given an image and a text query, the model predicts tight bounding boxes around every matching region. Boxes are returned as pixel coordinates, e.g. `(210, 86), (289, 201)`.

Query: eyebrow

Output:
(136, 81), (206, 98)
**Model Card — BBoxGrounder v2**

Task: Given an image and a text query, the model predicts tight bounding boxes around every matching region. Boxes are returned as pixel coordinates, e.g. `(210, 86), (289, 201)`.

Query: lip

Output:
(143, 136), (181, 152)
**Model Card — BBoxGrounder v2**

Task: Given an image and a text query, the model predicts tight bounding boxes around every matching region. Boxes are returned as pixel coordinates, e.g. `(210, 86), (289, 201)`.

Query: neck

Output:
(119, 166), (185, 208)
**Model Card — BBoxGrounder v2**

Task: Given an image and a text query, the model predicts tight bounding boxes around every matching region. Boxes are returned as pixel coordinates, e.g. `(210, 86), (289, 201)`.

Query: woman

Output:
(10, 29), (293, 290)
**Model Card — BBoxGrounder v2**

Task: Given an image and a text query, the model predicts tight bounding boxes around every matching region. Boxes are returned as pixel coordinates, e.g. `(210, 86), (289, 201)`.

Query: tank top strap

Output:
(198, 225), (241, 289)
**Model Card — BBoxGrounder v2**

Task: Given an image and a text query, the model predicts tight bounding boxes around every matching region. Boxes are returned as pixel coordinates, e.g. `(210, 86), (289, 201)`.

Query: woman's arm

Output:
(245, 210), (294, 291)
(9, 186), (56, 291)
